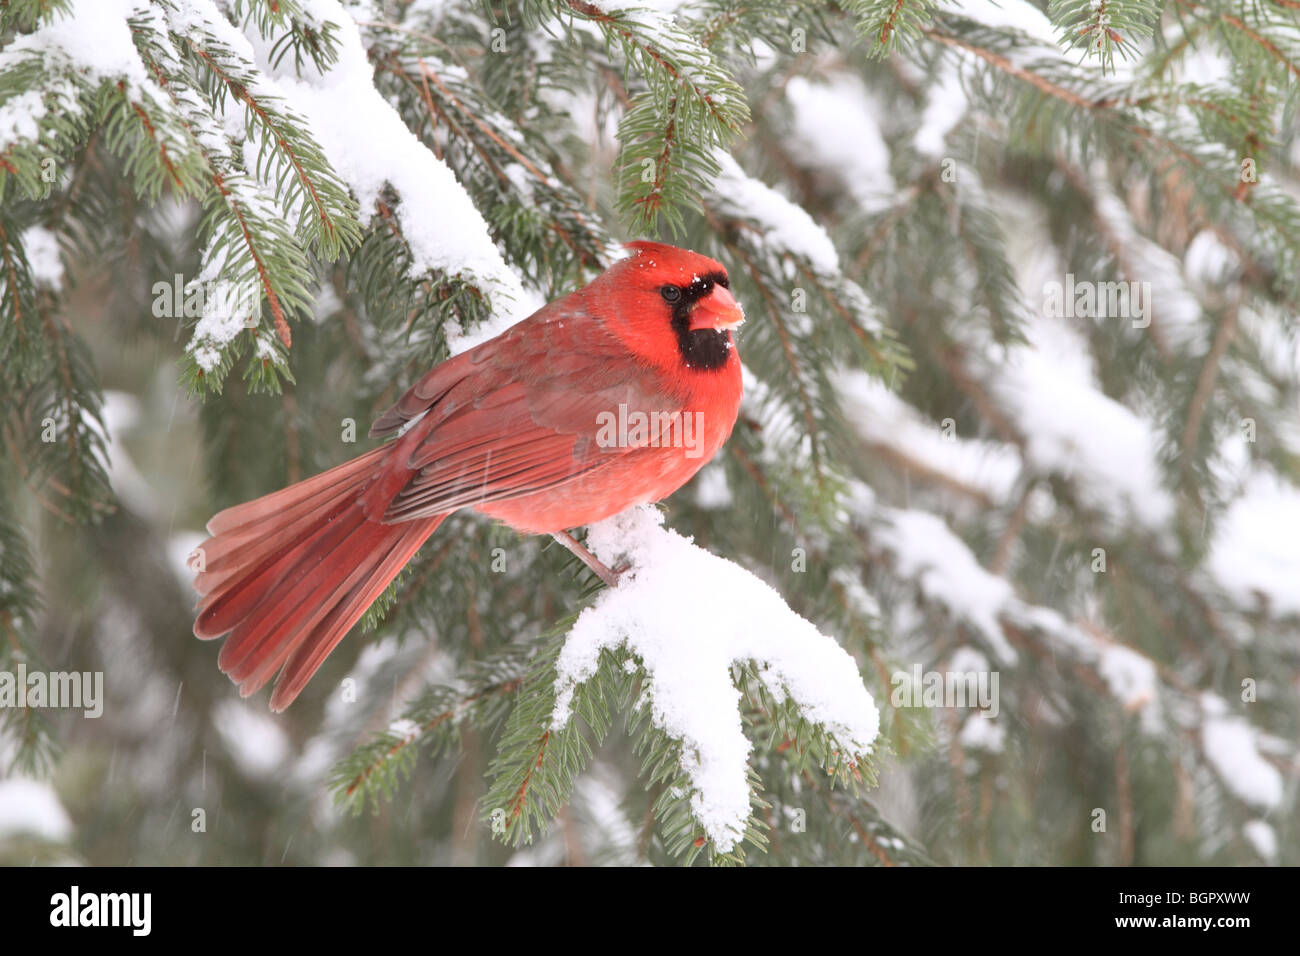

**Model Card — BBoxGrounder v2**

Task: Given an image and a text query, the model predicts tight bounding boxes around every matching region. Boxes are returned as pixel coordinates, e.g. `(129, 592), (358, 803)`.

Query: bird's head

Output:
(593, 241), (745, 372)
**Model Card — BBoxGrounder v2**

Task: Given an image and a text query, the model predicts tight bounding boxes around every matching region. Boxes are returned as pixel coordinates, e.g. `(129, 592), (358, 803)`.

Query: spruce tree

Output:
(0, 0), (1296, 866)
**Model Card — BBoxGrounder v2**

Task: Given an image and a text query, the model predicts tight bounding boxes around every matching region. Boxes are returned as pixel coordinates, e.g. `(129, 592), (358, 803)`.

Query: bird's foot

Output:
(550, 530), (624, 588)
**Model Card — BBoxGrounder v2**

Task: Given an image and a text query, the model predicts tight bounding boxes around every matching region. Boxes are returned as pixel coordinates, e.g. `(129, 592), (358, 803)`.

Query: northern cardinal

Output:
(192, 242), (745, 710)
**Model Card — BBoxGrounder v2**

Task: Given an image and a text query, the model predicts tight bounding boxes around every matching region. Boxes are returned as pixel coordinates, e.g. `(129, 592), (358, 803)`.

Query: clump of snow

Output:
(187, 271), (262, 372)
(1184, 230), (1240, 292)
(586, 0), (689, 16)
(693, 464), (732, 509)
(1207, 471), (1300, 618)
(214, 699), (291, 777)
(837, 369), (1022, 504)
(169, 530), (208, 586)
(1242, 819), (1277, 861)
(1096, 643), (1158, 714)
(1200, 695), (1283, 810)
(958, 713), (1005, 752)
(0, 0), (149, 87)
(784, 75), (895, 213)
(708, 151), (840, 275)
(551, 505), (880, 852)
(242, 0), (544, 352)
(990, 322), (1174, 532)
(1169, 39), (1233, 88)
(832, 567), (881, 620)
(0, 1), (152, 157)
(1238, 304), (1300, 388)
(914, 60), (969, 159)
(943, 0), (1061, 48)
(1004, 604), (1165, 729)
(948, 645), (990, 675)
(1096, 640), (1161, 733)
(748, 36), (778, 69)
(0, 90), (50, 145)
(0, 778), (73, 842)
(387, 717), (421, 740)
(873, 508), (1018, 664)
(1091, 182), (1205, 352)
(20, 226), (64, 289)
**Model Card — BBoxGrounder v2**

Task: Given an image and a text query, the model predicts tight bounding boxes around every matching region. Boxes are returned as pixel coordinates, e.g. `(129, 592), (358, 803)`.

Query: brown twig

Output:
(1181, 304), (1239, 461)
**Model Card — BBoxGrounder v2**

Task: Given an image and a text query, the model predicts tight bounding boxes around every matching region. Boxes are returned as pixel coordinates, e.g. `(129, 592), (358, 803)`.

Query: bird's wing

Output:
(379, 313), (687, 522)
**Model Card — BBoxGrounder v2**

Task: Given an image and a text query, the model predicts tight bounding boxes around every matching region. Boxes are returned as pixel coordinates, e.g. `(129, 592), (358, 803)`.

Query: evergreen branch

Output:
(0, 0), (69, 32)
(1049, 0), (1159, 71)
(934, 172), (1030, 346)
(0, 211), (112, 522)
(729, 437), (802, 532)
(536, 0), (750, 232)
(1181, 304), (1239, 462)
(1205, 2), (1300, 82)
(371, 48), (611, 279)
(726, 234), (826, 475)
(126, 42), (315, 383)
(924, 27), (1100, 110)
(213, 170), (292, 349)
(483, 630), (619, 848)
(0, 48), (106, 201)
(562, 0), (738, 128)
(233, 0), (343, 75)
(0, 485), (41, 659)
(30, 311), (114, 522)
(171, 21), (361, 258)
(839, 0), (938, 57)
(0, 215), (34, 362)
(123, 93), (184, 191)
(331, 657), (529, 814)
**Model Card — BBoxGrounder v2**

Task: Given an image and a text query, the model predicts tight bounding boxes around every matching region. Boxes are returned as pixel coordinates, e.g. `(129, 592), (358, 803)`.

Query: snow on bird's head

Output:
(620, 241), (728, 286)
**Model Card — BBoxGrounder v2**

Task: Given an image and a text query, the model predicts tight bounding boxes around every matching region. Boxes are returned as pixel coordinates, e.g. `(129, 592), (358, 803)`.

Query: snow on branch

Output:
(550, 505), (880, 853)
(1207, 470), (1300, 619)
(953, 0), (1067, 49)
(1, 0), (150, 86)
(852, 482), (1166, 714)
(1089, 174), (1206, 356)
(782, 74), (896, 215)
(703, 149), (903, 370)
(852, 483), (1300, 798)
(243, 0), (543, 353)
(1200, 694), (1284, 811)
(975, 322), (1176, 534)
(868, 502), (1020, 665)
(707, 150), (838, 275)
(837, 370), (1024, 510)
(0, 1), (173, 200)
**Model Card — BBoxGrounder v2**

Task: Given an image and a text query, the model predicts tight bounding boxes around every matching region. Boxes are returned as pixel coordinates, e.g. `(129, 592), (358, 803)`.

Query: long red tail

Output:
(192, 447), (444, 711)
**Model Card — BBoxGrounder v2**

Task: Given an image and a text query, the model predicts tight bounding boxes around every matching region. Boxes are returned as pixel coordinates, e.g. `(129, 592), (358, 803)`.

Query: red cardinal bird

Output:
(192, 242), (745, 710)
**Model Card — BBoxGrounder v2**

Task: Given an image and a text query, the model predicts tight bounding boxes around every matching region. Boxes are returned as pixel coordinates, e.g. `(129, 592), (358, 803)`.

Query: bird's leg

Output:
(550, 530), (623, 588)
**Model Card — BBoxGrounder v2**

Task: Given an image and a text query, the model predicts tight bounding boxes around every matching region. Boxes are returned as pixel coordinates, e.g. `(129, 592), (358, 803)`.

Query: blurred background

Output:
(1, 0), (1298, 865)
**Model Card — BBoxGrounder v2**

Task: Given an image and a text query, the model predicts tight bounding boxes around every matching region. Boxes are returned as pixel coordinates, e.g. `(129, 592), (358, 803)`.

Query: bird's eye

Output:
(661, 285), (682, 303)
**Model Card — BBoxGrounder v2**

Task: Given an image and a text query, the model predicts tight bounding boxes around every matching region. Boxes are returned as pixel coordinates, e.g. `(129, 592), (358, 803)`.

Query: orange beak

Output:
(688, 284), (745, 332)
